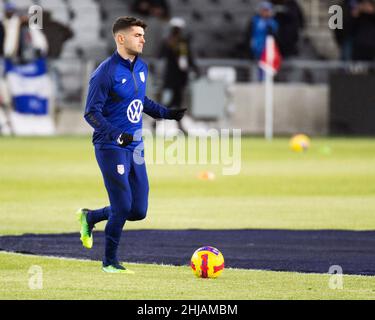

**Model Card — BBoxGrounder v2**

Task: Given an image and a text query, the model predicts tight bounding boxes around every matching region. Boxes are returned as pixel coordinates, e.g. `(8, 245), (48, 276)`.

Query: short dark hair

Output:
(112, 16), (147, 35)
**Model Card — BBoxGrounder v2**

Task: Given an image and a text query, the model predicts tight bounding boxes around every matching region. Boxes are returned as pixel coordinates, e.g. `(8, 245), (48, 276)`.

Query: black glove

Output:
(167, 108), (187, 121)
(116, 133), (133, 147)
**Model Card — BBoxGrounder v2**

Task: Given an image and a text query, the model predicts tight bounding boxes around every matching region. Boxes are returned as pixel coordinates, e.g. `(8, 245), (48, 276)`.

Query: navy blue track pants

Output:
(88, 147), (149, 266)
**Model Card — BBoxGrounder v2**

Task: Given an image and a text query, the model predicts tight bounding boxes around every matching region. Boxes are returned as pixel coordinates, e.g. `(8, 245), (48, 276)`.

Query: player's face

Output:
(260, 8), (272, 18)
(120, 26), (146, 56)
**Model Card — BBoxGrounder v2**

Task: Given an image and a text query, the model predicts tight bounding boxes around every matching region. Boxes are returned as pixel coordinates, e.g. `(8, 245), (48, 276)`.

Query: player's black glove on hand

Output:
(167, 108), (187, 121)
(116, 133), (133, 147)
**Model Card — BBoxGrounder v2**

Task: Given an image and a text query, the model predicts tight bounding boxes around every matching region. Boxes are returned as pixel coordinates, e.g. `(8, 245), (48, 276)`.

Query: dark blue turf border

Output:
(0, 229), (374, 275)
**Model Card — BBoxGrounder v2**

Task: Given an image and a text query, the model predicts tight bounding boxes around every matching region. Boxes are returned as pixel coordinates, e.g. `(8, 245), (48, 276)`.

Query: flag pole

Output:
(264, 35), (274, 141)
(265, 66), (273, 140)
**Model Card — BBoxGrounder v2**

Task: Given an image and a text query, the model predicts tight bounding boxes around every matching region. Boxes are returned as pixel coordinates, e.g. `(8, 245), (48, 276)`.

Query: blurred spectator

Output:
(0, 3), (52, 134)
(0, 21), (4, 57)
(0, 2), (17, 58)
(159, 17), (199, 129)
(248, 1), (278, 80)
(334, 0), (358, 61)
(42, 11), (73, 59)
(352, 0), (375, 61)
(41, 10), (74, 117)
(249, 1), (279, 60)
(271, 0), (304, 58)
(131, 0), (170, 19)
(139, 15), (169, 59)
(130, 0), (170, 73)
(0, 79), (12, 135)
(0, 2), (48, 63)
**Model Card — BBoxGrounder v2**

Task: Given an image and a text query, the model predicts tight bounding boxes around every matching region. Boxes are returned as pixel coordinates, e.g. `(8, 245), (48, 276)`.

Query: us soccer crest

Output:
(139, 72), (145, 83)
(117, 164), (125, 175)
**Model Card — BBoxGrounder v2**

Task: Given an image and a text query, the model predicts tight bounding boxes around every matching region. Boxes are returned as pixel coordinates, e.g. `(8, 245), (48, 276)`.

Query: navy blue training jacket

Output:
(84, 51), (170, 151)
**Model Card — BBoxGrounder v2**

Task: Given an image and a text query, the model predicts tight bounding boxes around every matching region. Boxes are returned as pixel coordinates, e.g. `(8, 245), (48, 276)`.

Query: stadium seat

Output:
(47, 9), (70, 24)
(67, 0), (97, 8)
(11, 0), (35, 8)
(39, 0), (67, 9)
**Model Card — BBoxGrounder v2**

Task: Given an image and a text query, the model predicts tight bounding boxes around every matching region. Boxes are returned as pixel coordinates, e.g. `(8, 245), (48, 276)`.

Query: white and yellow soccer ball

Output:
(289, 134), (311, 152)
(190, 246), (225, 279)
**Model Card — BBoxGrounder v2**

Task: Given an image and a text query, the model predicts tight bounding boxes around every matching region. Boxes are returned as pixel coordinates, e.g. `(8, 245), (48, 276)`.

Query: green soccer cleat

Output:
(102, 263), (135, 274)
(76, 208), (93, 249)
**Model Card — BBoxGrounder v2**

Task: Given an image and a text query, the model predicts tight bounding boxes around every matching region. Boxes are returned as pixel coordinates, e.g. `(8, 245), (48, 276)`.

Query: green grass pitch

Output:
(0, 136), (374, 299)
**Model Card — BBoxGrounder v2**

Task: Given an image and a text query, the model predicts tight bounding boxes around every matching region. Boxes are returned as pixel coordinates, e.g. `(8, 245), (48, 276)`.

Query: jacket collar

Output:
(115, 51), (138, 70)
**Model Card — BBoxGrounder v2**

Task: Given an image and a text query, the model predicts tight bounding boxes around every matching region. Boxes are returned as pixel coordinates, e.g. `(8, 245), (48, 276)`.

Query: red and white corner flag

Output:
(259, 35), (282, 75)
(259, 35), (282, 140)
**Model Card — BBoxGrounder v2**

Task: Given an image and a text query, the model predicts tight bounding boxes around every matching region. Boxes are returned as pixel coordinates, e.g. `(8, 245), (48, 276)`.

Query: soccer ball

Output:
(289, 134), (311, 152)
(190, 246), (225, 279)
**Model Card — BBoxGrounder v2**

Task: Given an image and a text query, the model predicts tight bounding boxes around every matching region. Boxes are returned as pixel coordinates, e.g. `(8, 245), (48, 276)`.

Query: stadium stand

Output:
(0, 0), (351, 61)
(1, 0), (374, 134)
(0, 0), (338, 63)
(12, 0), (345, 106)
(298, 0), (340, 59)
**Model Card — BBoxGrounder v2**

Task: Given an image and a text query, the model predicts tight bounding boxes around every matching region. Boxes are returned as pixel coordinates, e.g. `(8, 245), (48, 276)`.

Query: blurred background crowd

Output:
(0, 0), (374, 137)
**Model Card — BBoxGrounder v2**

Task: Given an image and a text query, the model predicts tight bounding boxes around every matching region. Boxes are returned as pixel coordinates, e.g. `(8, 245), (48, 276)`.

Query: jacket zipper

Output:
(130, 60), (139, 94)
(132, 71), (139, 93)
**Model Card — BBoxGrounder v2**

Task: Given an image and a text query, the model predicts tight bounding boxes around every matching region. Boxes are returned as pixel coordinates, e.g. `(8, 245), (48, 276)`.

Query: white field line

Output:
(2, 249), (373, 277)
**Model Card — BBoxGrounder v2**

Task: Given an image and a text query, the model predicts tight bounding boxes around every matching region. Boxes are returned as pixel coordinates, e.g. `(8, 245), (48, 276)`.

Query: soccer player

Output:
(78, 16), (186, 273)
